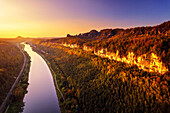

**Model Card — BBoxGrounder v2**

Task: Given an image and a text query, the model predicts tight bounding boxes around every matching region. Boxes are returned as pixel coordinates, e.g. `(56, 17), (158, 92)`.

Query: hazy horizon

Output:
(1, 20), (169, 39)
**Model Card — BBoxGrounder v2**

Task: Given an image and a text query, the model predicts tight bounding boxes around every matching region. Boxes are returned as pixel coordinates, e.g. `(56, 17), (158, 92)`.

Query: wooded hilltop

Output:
(30, 21), (169, 113)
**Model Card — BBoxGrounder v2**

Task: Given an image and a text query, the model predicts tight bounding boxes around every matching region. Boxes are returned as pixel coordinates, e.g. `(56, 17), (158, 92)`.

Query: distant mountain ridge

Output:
(36, 21), (169, 71)
(31, 21), (170, 113)
(66, 21), (170, 41)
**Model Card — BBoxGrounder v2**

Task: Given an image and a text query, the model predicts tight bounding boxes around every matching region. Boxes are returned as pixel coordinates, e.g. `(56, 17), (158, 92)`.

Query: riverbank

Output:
(6, 54), (30, 113)
(0, 43), (30, 113)
(30, 41), (169, 113)
(31, 46), (66, 113)
(21, 43), (60, 113)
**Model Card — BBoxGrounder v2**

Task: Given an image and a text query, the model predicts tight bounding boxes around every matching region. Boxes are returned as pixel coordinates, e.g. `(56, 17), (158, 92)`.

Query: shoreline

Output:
(29, 44), (66, 113)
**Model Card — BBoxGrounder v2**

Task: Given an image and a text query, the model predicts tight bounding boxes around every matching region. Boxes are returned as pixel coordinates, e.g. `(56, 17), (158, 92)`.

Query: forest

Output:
(7, 52), (30, 113)
(0, 41), (25, 106)
(49, 21), (170, 69)
(29, 21), (170, 113)
(31, 36), (169, 113)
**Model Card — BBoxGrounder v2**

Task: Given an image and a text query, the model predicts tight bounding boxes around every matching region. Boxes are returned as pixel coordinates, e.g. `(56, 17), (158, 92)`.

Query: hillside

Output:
(39, 21), (170, 74)
(30, 39), (169, 113)
(56, 21), (170, 41)
(29, 21), (170, 113)
(0, 41), (24, 105)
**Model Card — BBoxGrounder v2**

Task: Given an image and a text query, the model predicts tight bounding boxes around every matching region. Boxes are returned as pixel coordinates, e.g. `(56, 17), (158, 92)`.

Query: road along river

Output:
(22, 43), (60, 113)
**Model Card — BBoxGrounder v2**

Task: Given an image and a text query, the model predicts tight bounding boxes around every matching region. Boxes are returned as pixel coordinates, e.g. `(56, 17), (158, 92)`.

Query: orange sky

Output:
(0, 0), (169, 38)
(0, 0), (114, 38)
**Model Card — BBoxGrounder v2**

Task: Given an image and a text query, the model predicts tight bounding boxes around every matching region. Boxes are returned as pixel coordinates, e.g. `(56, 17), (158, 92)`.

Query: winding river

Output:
(22, 43), (61, 113)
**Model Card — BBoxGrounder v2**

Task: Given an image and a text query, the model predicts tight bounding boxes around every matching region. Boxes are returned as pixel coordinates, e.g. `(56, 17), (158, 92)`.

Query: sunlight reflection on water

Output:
(22, 43), (60, 113)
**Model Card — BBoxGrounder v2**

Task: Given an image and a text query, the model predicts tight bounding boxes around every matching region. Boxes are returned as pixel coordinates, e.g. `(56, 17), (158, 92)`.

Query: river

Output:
(22, 43), (61, 113)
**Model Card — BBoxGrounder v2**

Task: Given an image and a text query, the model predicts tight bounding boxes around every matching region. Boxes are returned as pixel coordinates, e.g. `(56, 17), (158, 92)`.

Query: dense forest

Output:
(31, 41), (169, 113)
(30, 21), (169, 113)
(49, 21), (170, 69)
(7, 52), (30, 113)
(0, 41), (24, 106)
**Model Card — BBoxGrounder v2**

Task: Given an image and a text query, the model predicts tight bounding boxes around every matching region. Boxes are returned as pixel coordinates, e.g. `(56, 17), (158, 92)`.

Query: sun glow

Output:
(0, 1), (71, 38)
(0, 0), (169, 38)
(0, 1), (104, 38)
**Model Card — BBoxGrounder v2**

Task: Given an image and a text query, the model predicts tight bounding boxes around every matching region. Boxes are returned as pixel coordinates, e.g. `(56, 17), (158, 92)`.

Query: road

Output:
(0, 43), (27, 113)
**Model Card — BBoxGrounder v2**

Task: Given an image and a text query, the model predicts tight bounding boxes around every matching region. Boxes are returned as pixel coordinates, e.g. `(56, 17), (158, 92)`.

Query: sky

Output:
(0, 0), (170, 38)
